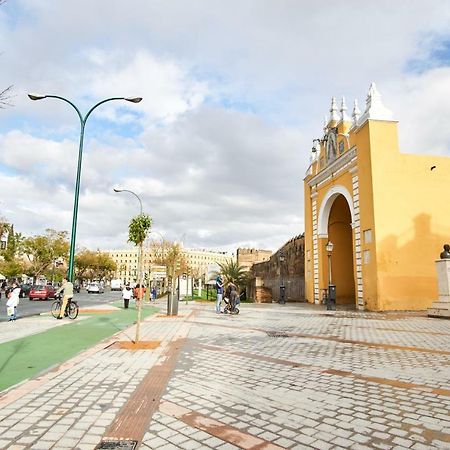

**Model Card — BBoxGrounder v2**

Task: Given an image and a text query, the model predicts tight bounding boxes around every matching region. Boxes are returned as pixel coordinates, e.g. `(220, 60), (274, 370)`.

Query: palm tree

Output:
(218, 260), (248, 291)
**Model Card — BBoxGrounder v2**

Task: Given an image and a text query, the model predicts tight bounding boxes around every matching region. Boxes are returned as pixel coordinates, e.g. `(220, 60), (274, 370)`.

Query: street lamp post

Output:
(29, 94), (142, 283)
(279, 250), (286, 304)
(326, 240), (336, 310)
(113, 188), (145, 341)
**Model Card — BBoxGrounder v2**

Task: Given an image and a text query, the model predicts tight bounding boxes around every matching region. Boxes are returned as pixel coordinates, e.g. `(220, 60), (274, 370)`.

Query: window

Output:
(363, 250), (371, 264)
(363, 229), (372, 244)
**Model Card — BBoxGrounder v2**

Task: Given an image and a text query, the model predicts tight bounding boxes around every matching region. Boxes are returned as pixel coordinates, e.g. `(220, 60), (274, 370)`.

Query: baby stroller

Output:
(223, 293), (240, 315)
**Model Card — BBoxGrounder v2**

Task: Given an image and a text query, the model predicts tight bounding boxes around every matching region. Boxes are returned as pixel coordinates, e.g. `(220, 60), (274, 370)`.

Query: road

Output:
(3, 288), (123, 320)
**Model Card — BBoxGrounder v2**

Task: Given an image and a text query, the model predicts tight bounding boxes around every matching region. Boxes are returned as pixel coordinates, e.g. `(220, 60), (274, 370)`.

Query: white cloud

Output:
(0, 0), (450, 254)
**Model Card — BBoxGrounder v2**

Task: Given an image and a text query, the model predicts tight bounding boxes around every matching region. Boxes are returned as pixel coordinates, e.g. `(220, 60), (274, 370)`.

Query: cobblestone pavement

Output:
(0, 302), (450, 449)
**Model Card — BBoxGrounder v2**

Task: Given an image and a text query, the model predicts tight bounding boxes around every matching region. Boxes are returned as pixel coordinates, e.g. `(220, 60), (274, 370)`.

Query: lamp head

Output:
(326, 241), (334, 253)
(125, 97), (143, 103)
(113, 188), (122, 193)
(28, 93), (47, 101)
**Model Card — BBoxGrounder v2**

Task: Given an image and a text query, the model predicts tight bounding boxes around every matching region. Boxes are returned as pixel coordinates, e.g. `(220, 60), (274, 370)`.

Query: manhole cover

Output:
(266, 331), (290, 337)
(95, 440), (138, 450)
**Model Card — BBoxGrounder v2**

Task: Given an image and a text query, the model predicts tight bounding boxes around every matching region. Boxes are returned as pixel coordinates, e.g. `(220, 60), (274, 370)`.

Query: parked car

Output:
(29, 285), (57, 301)
(20, 283), (32, 298)
(87, 282), (104, 294)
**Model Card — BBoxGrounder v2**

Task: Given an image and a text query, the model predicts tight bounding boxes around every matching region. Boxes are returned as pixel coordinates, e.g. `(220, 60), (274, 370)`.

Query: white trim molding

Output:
(317, 185), (355, 236)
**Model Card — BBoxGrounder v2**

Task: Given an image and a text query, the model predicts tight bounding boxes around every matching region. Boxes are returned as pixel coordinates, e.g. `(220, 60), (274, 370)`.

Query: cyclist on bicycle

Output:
(55, 278), (73, 319)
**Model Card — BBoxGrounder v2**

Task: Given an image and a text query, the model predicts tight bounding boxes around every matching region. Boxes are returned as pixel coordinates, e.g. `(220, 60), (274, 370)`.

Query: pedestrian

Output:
(226, 281), (238, 312)
(55, 278), (74, 320)
(122, 284), (132, 309)
(6, 282), (20, 321)
(151, 286), (157, 302)
(215, 274), (224, 313)
(133, 284), (145, 306)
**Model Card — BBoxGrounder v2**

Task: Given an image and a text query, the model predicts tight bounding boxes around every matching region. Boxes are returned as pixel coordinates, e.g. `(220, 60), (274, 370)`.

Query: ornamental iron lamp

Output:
(325, 240), (336, 310)
(279, 250), (286, 304)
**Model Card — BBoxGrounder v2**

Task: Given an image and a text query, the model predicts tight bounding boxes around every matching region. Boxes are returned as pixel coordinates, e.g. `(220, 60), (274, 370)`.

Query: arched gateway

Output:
(303, 83), (450, 311)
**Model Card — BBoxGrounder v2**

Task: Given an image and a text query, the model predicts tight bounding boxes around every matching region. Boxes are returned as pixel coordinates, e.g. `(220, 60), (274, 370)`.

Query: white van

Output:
(110, 279), (122, 291)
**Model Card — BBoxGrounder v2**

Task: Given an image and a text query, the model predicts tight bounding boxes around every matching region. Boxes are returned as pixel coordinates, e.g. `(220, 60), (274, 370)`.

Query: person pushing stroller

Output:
(224, 281), (240, 314)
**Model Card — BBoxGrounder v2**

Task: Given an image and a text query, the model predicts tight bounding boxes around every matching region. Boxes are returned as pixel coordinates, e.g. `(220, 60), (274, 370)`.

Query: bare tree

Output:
(0, 85), (13, 108)
(0, 1), (13, 108)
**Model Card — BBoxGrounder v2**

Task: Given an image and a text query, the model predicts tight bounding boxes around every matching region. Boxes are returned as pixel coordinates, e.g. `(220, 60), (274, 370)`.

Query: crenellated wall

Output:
(249, 235), (305, 302)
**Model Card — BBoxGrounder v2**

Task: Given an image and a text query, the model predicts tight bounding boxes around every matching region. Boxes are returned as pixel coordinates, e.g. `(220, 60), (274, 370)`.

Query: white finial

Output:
(358, 82), (394, 125)
(340, 96), (350, 122)
(330, 97), (339, 121)
(352, 99), (361, 127)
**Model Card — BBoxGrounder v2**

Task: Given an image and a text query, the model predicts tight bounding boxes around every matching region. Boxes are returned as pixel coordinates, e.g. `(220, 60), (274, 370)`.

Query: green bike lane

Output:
(0, 302), (159, 393)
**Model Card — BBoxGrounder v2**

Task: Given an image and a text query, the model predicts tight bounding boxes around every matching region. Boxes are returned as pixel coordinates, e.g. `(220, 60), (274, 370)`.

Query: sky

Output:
(1, 0), (450, 254)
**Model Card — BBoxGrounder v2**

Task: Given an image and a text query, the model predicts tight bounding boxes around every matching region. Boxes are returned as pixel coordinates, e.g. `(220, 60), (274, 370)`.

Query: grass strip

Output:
(0, 304), (158, 392)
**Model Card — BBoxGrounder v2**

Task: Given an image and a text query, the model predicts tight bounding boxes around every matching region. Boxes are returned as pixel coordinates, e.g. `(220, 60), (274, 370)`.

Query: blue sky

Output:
(1, 0), (450, 252)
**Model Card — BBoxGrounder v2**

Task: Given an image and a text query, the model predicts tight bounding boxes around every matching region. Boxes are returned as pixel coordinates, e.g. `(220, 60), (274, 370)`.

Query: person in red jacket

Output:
(133, 284), (146, 304)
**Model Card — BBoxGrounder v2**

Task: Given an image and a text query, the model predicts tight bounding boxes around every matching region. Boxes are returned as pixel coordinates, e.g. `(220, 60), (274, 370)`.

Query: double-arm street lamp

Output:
(29, 93), (142, 282)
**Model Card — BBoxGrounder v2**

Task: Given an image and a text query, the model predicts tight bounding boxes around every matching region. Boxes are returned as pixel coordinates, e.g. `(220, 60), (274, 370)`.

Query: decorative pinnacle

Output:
(352, 99), (361, 126)
(340, 96), (350, 122)
(330, 97), (339, 121)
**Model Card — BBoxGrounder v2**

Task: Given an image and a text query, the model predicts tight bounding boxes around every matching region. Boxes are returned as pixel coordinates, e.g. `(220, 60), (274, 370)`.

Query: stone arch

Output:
(317, 185), (354, 237)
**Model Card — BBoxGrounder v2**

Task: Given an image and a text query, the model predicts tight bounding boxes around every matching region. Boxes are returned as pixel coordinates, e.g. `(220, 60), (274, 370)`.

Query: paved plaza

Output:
(0, 301), (450, 449)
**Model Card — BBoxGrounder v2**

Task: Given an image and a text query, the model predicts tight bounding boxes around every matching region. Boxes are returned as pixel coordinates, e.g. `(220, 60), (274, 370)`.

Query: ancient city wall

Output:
(249, 234), (305, 302)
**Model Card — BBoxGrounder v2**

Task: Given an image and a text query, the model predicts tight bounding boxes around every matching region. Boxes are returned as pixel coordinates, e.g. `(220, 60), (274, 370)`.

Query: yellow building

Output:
(304, 83), (450, 311)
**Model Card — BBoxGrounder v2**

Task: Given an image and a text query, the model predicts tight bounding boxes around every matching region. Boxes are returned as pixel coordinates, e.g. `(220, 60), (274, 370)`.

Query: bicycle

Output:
(51, 294), (79, 320)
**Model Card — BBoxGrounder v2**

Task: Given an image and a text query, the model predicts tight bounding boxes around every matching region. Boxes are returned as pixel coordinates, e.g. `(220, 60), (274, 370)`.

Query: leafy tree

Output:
(218, 259), (248, 291)
(127, 213), (152, 342)
(0, 221), (25, 279)
(2, 226), (24, 262)
(156, 241), (189, 282)
(22, 229), (69, 281)
(128, 214), (153, 246)
(74, 250), (117, 282)
(74, 249), (97, 280)
(0, 259), (24, 279)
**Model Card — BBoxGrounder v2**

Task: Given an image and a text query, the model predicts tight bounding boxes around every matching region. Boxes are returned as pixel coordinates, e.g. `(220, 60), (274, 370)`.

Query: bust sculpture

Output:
(440, 244), (450, 259)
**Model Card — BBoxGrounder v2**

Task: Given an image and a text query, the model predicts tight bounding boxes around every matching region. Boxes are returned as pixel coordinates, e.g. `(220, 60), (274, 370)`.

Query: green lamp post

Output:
(28, 93), (142, 282)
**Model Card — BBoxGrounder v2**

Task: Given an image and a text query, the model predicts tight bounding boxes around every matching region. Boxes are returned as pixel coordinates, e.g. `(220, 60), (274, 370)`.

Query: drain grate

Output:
(95, 440), (138, 450)
(266, 330), (290, 338)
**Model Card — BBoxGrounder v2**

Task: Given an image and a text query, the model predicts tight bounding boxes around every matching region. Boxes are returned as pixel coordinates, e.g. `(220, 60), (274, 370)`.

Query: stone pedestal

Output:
(428, 259), (450, 318)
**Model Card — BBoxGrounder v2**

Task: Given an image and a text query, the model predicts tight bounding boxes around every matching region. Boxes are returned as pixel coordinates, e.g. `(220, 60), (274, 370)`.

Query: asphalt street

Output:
(1, 288), (123, 321)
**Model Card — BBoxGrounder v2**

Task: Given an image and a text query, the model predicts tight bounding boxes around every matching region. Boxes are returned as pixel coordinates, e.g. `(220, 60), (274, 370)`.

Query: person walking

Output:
(133, 284), (146, 306)
(122, 284), (132, 309)
(151, 286), (157, 302)
(215, 274), (224, 313)
(55, 278), (74, 319)
(6, 282), (20, 321)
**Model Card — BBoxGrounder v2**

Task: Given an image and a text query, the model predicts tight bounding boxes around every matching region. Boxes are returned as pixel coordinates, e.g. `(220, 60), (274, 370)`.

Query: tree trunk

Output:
(135, 241), (143, 342)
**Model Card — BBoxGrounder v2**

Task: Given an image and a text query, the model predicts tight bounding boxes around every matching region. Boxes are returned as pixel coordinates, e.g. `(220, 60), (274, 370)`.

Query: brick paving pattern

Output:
(0, 302), (449, 449)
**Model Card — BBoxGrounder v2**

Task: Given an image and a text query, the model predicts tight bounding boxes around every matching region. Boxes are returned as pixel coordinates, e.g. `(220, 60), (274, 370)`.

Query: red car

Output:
(29, 285), (57, 301)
